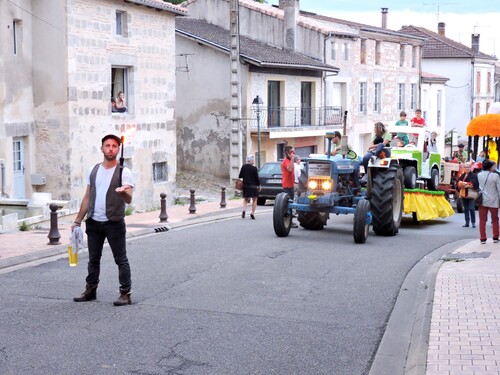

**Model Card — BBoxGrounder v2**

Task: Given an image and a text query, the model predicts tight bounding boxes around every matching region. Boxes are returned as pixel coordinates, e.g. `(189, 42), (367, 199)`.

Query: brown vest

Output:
(87, 164), (125, 221)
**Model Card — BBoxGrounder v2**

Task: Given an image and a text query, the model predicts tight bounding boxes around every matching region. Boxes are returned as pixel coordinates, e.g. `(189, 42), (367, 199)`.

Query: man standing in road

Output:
(72, 134), (135, 306)
(281, 145), (298, 228)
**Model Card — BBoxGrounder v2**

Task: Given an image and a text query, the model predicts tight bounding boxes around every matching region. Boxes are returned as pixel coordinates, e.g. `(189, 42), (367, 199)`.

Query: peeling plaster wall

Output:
(176, 35), (233, 179)
(1, 0), (178, 207)
(0, 0), (37, 198)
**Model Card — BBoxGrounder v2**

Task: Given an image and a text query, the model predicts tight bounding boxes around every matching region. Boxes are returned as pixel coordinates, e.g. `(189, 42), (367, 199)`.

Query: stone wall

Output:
(32, 0), (179, 210)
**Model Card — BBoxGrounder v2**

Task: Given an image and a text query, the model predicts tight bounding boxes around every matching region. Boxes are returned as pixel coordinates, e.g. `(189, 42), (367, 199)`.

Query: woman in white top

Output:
(477, 159), (500, 244)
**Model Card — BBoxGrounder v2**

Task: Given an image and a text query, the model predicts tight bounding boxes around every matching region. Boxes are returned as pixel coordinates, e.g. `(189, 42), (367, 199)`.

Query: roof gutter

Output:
(124, 0), (187, 16)
(361, 26), (426, 42)
(176, 29), (339, 73)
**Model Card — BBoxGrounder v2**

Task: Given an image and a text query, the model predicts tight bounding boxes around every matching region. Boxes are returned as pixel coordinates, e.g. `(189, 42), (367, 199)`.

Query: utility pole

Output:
(229, 0), (242, 183)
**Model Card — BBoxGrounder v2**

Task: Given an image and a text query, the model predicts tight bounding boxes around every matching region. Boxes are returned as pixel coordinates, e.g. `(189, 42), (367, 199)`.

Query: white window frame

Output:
(13, 19), (21, 56)
(398, 83), (405, 111)
(153, 162), (168, 182)
(359, 82), (367, 113)
(375, 41), (381, 65)
(410, 83), (417, 110)
(437, 90), (442, 126)
(331, 42), (337, 61)
(360, 39), (367, 64)
(344, 42), (349, 61)
(111, 66), (131, 114)
(373, 82), (381, 113)
(115, 11), (127, 36)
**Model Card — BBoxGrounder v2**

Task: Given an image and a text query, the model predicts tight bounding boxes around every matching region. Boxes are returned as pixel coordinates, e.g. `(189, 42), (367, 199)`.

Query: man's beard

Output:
(104, 153), (117, 161)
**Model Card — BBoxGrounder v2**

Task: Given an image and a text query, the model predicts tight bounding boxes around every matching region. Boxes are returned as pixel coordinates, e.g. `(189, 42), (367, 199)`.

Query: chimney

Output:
(381, 8), (388, 29)
(471, 34), (480, 53)
(279, 0), (299, 50)
(438, 22), (445, 36)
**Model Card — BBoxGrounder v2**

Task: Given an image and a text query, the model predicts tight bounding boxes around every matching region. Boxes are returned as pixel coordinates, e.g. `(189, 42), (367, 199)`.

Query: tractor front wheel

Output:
(403, 166), (417, 189)
(353, 199), (371, 243)
(427, 168), (439, 191)
(273, 192), (292, 237)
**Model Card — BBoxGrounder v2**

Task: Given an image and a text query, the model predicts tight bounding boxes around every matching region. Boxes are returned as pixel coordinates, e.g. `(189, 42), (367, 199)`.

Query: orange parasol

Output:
(466, 114), (500, 137)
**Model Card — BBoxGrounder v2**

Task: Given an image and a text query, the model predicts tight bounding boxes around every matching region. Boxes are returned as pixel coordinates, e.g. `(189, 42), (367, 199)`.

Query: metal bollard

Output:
(188, 188), (197, 214)
(159, 192), (168, 223)
(220, 186), (227, 208)
(47, 203), (61, 245)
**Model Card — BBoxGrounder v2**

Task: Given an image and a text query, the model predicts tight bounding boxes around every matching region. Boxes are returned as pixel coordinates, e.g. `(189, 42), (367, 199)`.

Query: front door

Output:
(13, 138), (26, 199)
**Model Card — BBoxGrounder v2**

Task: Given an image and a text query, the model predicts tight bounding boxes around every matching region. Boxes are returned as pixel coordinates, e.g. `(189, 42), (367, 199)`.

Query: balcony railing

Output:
(251, 106), (343, 129)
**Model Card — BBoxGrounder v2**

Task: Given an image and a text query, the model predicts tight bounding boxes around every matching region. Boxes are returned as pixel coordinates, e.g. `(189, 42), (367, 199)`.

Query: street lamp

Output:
(252, 95), (264, 168)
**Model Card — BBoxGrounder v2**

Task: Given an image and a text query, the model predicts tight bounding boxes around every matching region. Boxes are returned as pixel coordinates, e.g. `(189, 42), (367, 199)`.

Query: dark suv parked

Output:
(257, 162), (283, 205)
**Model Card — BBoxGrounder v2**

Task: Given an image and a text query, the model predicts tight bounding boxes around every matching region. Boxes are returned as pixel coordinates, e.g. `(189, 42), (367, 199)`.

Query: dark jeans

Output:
(85, 218), (131, 291)
(362, 144), (391, 172)
(462, 198), (476, 226)
(283, 187), (294, 215)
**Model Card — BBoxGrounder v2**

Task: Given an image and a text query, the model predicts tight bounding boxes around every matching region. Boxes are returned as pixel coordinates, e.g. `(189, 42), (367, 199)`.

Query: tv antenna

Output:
(423, 2), (459, 23)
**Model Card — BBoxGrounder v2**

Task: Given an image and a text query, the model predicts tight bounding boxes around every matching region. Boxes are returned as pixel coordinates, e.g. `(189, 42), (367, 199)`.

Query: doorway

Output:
(13, 138), (26, 199)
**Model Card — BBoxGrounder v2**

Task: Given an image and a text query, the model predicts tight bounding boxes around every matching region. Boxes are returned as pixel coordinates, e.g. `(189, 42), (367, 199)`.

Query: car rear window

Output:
(259, 163), (281, 175)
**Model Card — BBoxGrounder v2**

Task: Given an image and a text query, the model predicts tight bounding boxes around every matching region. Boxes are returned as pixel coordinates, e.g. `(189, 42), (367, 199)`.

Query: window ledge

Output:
(111, 112), (132, 117)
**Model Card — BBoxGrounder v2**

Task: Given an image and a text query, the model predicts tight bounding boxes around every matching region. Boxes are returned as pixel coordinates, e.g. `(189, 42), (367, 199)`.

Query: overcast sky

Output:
(267, 1), (500, 56)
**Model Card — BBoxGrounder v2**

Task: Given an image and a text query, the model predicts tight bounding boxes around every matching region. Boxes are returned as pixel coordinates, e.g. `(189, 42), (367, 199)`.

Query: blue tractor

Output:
(273, 130), (404, 243)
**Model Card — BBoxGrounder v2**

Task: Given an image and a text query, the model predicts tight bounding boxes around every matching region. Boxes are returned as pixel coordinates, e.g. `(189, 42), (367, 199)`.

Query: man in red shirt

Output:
(281, 145), (298, 228)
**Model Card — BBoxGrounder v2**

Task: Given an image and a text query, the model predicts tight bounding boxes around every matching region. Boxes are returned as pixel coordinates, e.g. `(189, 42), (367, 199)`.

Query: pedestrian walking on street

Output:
(72, 134), (135, 306)
(477, 159), (500, 244)
(457, 161), (479, 228)
(239, 155), (261, 220)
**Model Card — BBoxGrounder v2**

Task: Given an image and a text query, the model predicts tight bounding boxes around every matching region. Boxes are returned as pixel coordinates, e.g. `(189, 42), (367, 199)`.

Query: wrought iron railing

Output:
(251, 106), (343, 129)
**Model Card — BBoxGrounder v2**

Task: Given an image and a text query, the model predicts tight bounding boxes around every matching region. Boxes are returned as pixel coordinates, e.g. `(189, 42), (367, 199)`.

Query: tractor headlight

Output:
(322, 180), (332, 190)
(308, 180), (318, 190)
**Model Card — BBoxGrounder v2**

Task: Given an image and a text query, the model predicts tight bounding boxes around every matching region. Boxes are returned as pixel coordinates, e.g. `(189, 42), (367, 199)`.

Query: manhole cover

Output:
(441, 252), (490, 261)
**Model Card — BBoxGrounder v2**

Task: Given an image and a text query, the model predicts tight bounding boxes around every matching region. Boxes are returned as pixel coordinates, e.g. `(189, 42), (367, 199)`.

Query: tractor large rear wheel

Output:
(273, 192), (292, 237)
(370, 168), (404, 236)
(298, 211), (328, 230)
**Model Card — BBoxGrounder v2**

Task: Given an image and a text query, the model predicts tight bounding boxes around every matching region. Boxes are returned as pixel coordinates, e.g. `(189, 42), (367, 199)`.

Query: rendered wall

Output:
(176, 35), (236, 180)
(0, 0), (37, 199)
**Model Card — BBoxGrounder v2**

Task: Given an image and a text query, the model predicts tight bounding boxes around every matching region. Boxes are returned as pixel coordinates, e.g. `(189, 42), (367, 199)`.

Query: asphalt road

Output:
(0, 210), (475, 374)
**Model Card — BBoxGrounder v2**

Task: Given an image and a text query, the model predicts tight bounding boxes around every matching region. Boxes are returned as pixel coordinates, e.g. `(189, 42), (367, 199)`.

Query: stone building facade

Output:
(0, 0), (186, 211)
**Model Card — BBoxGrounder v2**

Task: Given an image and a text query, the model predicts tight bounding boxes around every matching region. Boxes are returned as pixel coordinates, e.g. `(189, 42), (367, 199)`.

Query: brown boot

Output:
(113, 290), (131, 306)
(73, 284), (97, 302)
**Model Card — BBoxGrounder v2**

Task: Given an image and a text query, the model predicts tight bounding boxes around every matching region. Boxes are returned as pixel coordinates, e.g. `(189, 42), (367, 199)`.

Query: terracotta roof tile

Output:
(176, 18), (339, 72)
(399, 25), (496, 60)
(124, 0), (187, 15)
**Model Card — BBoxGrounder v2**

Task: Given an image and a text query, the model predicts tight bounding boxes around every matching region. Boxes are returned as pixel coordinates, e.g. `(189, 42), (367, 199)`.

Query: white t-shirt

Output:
(294, 163), (302, 184)
(86, 164), (134, 222)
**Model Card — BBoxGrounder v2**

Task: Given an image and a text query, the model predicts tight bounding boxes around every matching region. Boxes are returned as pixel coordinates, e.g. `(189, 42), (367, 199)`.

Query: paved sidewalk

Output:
(0, 198), (252, 270)
(425, 240), (500, 375)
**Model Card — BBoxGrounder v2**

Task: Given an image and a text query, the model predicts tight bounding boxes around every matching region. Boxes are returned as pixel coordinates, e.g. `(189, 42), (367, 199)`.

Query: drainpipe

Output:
(471, 59), (475, 121)
(323, 32), (335, 110)
(0, 159), (7, 198)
